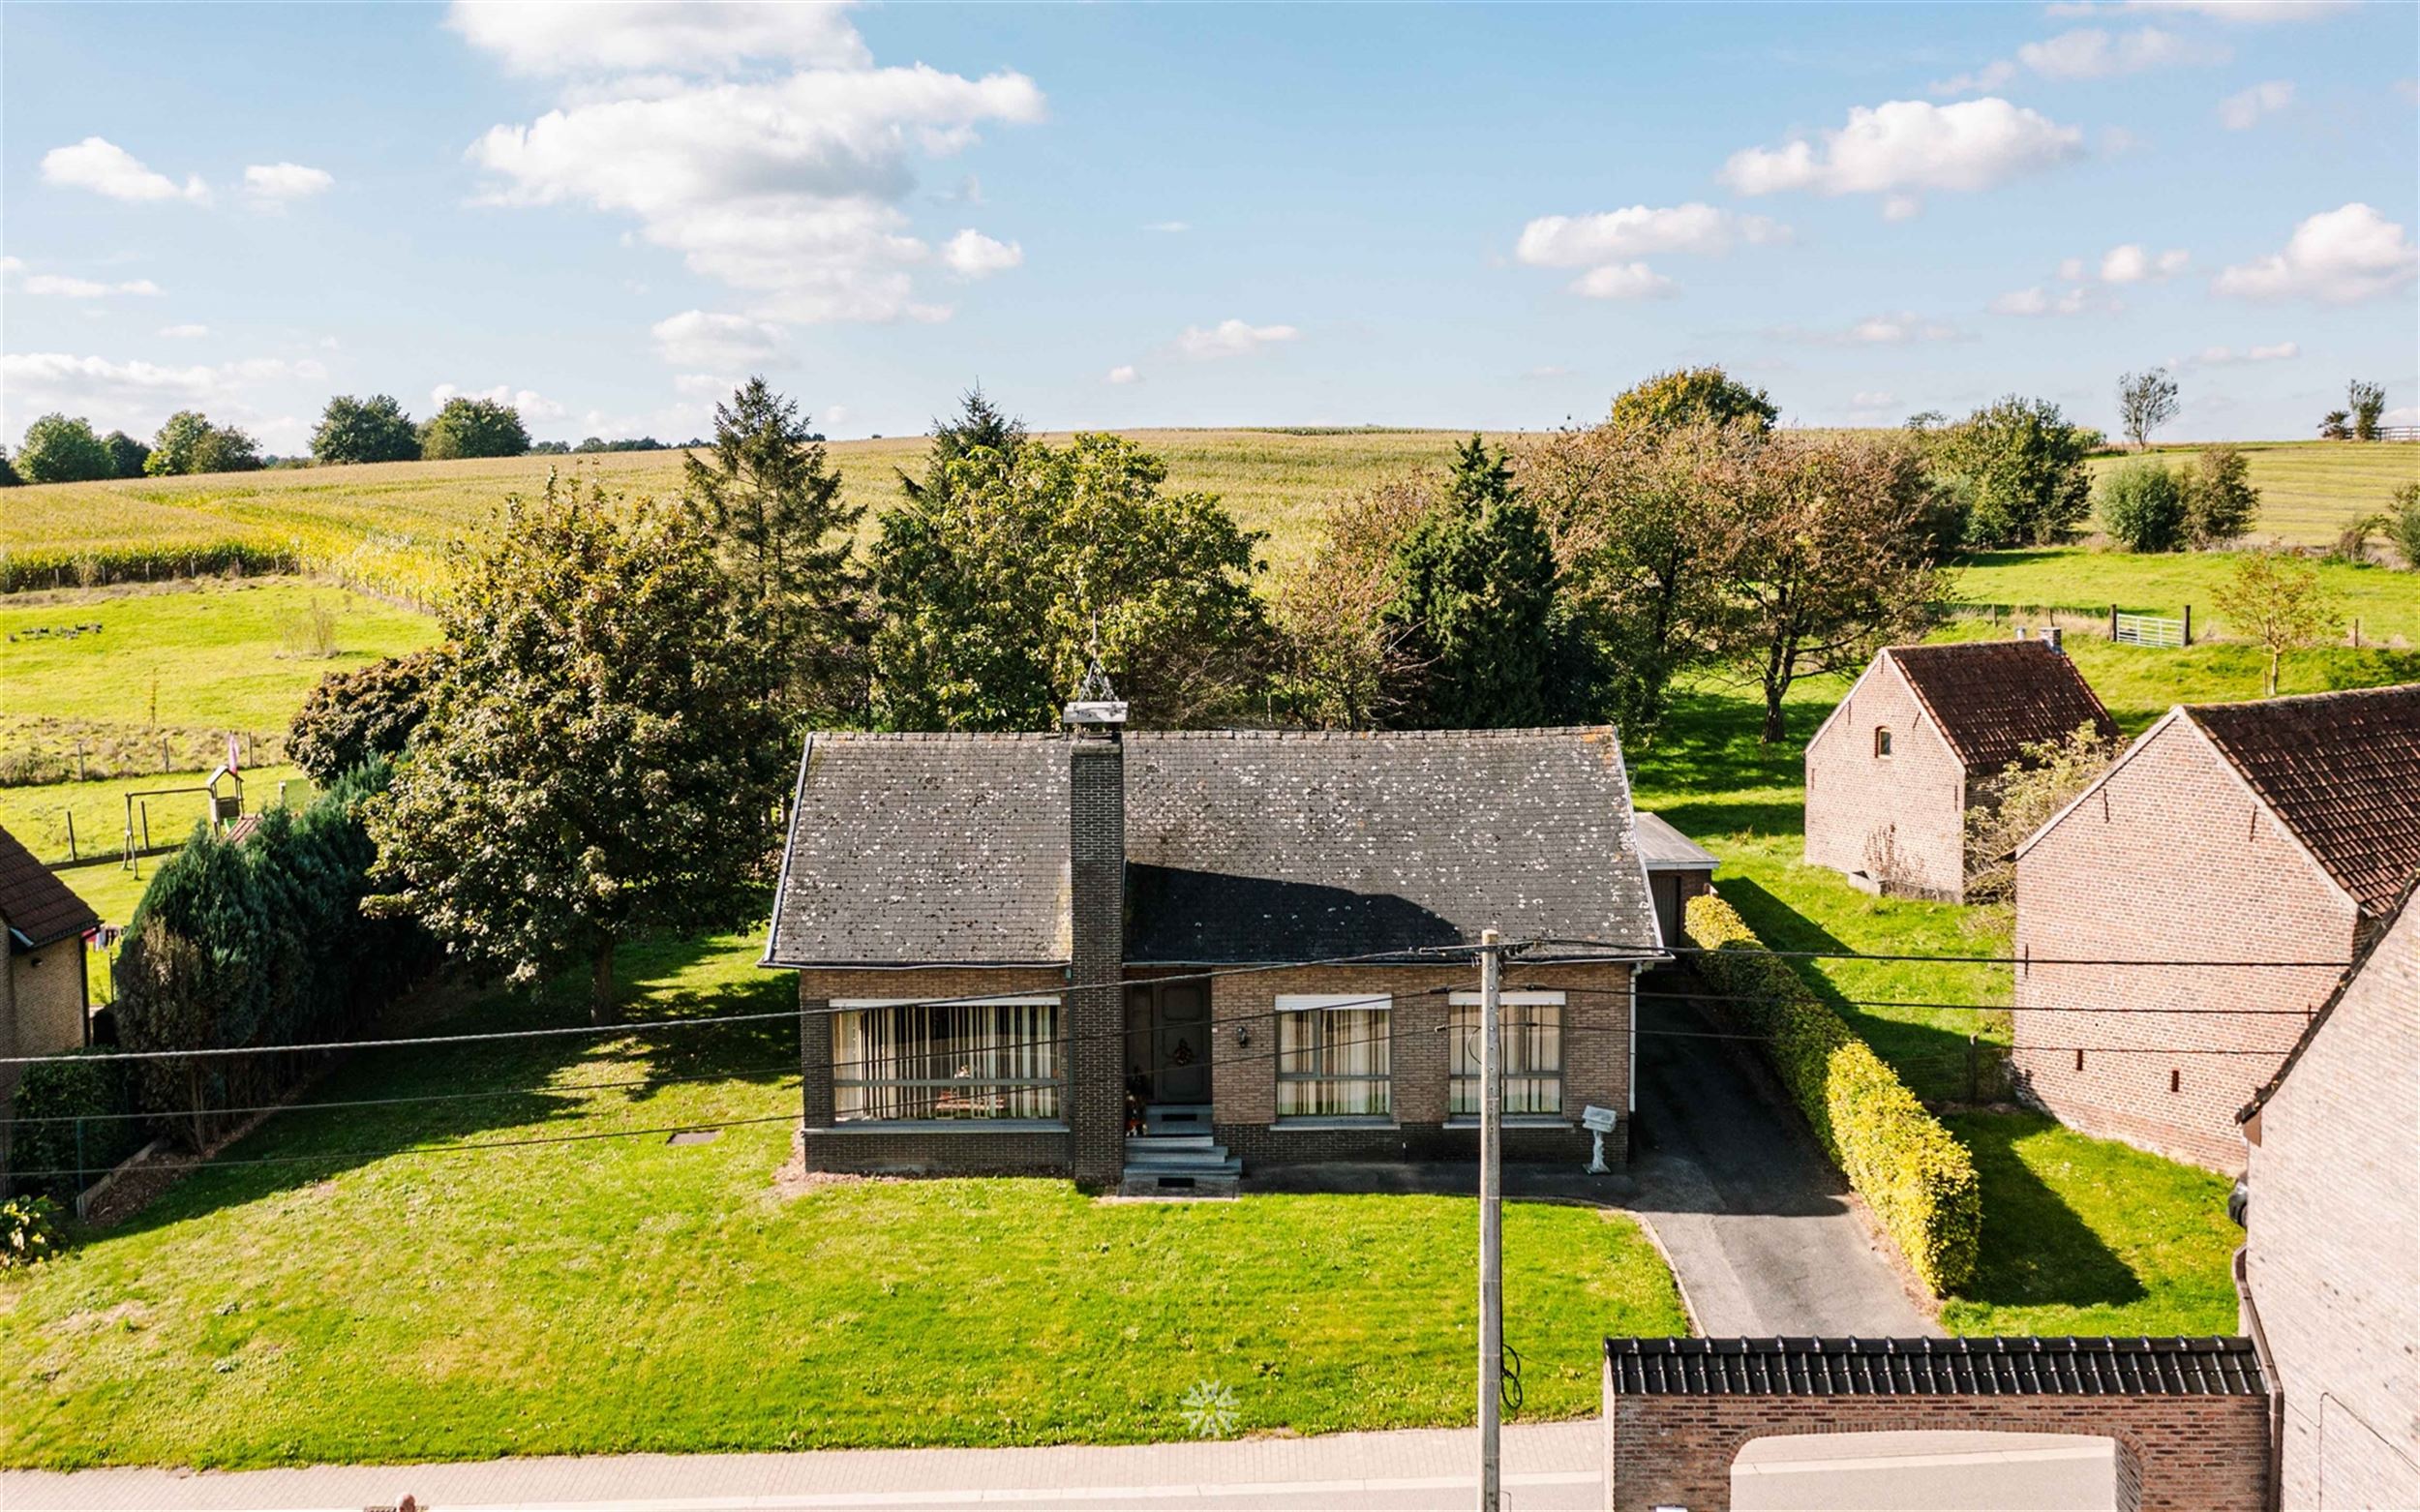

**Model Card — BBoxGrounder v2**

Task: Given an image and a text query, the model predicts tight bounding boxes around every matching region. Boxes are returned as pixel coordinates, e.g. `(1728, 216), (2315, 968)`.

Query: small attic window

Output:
(1874, 727), (1893, 758)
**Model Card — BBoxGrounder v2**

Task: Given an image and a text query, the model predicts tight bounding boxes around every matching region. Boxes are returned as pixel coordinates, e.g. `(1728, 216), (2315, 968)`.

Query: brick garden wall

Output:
(1804, 658), (1971, 902)
(1603, 1387), (2272, 1512)
(2245, 899), (2420, 1511)
(2012, 717), (2354, 1173)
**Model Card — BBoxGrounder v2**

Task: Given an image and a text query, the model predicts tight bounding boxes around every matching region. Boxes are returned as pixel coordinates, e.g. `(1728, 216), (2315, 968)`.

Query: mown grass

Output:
(1953, 547), (2419, 647)
(2086, 439), (2418, 550)
(0, 929), (1685, 1469)
(0, 766), (315, 904)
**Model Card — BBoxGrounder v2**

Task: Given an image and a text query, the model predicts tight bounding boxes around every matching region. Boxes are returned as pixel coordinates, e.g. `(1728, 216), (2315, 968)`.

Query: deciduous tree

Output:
(1930, 396), (2095, 547)
(287, 650), (439, 782)
(1270, 478), (1434, 729)
(1963, 723), (2124, 902)
(2116, 369), (2179, 451)
(682, 378), (863, 720)
(2181, 444), (2259, 546)
(1710, 432), (1950, 742)
(102, 430), (150, 478)
(867, 430), (1270, 731)
(2346, 379), (2388, 442)
(15, 413), (114, 483)
(312, 393), (421, 465)
(366, 477), (787, 1020)
(418, 397), (530, 460)
(2098, 460), (2188, 552)
(2385, 482), (2420, 572)
(2214, 548), (2341, 696)
(1608, 366), (1777, 436)
(144, 410), (216, 476)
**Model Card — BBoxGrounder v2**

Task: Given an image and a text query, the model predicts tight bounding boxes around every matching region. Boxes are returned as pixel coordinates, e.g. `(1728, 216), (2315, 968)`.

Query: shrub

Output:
(2097, 461), (2188, 553)
(1684, 892), (1981, 1293)
(2386, 482), (2420, 571)
(2181, 444), (2259, 547)
(1964, 723), (2125, 903)
(7, 1049), (144, 1201)
(2328, 514), (2386, 565)
(1, 1196), (64, 1268)
(287, 650), (438, 782)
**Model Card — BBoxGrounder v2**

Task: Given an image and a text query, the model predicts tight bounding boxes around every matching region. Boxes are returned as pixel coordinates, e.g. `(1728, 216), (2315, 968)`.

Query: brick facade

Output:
(1804, 656), (1972, 902)
(1602, 1386), (2271, 1512)
(2013, 715), (2355, 1173)
(793, 959), (1635, 1180)
(2242, 896), (2420, 1511)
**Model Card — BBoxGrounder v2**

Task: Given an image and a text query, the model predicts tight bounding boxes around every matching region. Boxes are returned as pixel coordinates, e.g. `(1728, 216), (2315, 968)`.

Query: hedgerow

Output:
(1684, 892), (1981, 1294)
(6, 1048), (143, 1202)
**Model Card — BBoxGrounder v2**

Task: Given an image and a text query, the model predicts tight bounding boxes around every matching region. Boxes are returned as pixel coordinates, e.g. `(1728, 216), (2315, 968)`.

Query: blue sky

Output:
(5, 2), (2414, 453)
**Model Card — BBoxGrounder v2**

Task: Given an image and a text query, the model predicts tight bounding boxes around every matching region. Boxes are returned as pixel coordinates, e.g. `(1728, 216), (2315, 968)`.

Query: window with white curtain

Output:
(1448, 991), (1565, 1116)
(1275, 993), (1392, 1118)
(832, 998), (1061, 1121)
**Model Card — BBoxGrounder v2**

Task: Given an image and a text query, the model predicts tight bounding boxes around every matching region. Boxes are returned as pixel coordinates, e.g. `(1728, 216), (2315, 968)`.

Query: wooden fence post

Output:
(2109, 604), (2119, 641)
(2183, 605), (2192, 647)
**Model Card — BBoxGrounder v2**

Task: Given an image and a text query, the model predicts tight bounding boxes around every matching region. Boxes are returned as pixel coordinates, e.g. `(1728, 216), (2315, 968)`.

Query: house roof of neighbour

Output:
(1604, 1336), (2267, 1398)
(1884, 641), (2121, 773)
(1632, 812), (1719, 874)
(2185, 684), (2420, 918)
(764, 726), (1663, 968)
(2239, 869), (2417, 1123)
(0, 823), (101, 951)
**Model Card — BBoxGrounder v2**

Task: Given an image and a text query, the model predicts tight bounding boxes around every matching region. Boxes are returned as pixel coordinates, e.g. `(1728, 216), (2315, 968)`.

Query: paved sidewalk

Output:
(2, 1423), (1603, 1512)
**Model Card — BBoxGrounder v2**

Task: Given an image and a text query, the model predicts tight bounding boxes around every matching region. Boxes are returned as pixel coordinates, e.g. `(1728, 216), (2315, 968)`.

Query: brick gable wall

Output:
(2245, 901), (2420, 1511)
(2012, 717), (2356, 1173)
(1804, 658), (1971, 901)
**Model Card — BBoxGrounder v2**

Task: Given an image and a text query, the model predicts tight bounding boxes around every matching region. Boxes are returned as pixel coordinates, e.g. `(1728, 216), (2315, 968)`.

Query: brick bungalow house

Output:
(762, 694), (1664, 1191)
(2012, 682), (2420, 1171)
(0, 822), (100, 1112)
(1803, 636), (2118, 902)
(2237, 873), (2417, 1512)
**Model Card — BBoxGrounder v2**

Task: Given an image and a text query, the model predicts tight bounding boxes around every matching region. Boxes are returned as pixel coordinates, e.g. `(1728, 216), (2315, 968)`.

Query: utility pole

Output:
(1476, 926), (1502, 1512)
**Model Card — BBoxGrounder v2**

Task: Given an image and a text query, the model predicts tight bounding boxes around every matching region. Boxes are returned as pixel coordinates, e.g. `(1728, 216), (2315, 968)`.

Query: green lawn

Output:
(0, 766), (316, 901)
(1953, 546), (2418, 647)
(2085, 439), (2419, 551)
(0, 929), (1686, 1470)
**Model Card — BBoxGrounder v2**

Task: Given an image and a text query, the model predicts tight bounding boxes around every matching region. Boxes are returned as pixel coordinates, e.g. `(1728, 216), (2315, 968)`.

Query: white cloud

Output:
(1106, 365), (1140, 385)
(1990, 285), (2098, 316)
(2219, 79), (2294, 129)
(1516, 203), (1789, 265)
(1766, 312), (1966, 345)
(1935, 26), (2224, 96)
(158, 323), (210, 339)
(2175, 342), (2299, 366)
(431, 382), (565, 419)
(455, 2), (1044, 329)
(445, 2), (868, 76)
(1720, 99), (2084, 217)
(1142, 220), (1191, 233)
(0, 257), (20, 275)
(2100, 243), (2191, 283)
(19, 273), (164, 299)
(2214, 202), (2419, 303)
(40, 137), (208, 203)
(1851, 390), (1897, 408)
(1173, 319), (1300, 360)
(672, 373), (737, 398)
(243, 162), (334, 204)
(1569, 262), (1679, 300)
(940, 228), (1022, 278)
(0, 351), (320, 444)
(650, 309), (789, 369)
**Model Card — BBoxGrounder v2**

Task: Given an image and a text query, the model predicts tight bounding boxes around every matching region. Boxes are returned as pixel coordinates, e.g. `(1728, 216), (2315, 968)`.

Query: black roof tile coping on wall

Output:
(1603, 1336), (2267, 1397)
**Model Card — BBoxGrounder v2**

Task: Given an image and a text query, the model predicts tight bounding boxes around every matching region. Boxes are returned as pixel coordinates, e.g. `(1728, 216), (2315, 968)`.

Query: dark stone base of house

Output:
(794, 1117), (1626, 1181)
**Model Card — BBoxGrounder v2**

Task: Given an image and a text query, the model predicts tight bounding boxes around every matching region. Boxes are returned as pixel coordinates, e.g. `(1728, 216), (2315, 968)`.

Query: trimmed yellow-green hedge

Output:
(1684, 892), (1981, 1295)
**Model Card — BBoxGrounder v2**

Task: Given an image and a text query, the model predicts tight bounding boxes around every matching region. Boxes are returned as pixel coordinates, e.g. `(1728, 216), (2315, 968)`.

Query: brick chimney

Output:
(1064, 664), (1128, 1188)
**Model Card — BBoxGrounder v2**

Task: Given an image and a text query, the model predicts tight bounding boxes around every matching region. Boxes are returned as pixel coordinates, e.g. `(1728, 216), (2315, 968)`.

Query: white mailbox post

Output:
(1581, 1104), (1618, 1175)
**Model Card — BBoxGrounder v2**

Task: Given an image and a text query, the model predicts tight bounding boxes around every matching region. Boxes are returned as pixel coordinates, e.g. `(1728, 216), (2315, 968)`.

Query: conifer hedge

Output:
(1683, 892), (1981, 1294)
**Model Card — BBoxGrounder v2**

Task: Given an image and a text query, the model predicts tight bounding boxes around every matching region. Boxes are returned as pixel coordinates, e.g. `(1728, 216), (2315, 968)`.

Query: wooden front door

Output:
(1123, 982), (1212, 1104)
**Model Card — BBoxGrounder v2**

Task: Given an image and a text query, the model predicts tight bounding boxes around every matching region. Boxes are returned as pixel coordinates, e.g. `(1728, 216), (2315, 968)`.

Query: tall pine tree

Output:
(683, 378), (863, 720)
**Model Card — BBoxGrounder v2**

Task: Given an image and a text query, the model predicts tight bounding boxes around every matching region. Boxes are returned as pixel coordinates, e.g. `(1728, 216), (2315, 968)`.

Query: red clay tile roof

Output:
(0, 823), (102, 950)
(1888, 641), (2121, 773)
(2187, 683), (2420, 917)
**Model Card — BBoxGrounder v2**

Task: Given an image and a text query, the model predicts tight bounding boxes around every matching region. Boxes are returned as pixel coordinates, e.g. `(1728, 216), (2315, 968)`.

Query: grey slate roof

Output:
(1633, 812), (1719, 874)
(1605, 1336), (2266, 1397)
(765, 726), (1661, 968)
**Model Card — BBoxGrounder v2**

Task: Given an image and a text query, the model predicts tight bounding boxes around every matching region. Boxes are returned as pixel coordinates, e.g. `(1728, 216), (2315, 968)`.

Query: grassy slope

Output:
(0, 767), (315, 919)
(1954, 549), (2418, 646)
(0, 930), (1685, 1469)
(2086, 439), (2418, 548)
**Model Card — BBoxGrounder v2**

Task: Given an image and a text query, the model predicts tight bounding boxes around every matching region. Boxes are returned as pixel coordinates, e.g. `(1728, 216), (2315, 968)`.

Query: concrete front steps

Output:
(1117, 1105), (1239, 1197)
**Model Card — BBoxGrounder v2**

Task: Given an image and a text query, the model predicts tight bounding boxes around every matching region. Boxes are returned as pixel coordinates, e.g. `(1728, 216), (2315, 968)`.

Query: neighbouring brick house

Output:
(0, 823), (100, 1112)
(2237, 874), (2418, 1512)
(2012, 682), (2420, 1172)
(763, 694), (1663, 1191)
(1803, 636), (2118, 902)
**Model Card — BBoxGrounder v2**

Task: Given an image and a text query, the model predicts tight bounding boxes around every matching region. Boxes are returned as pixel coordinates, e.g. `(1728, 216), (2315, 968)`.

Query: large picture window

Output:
(1449, 991), (1564, 1116)
(832, 998), (1061, 1122)
(1276, 993), (1392, 1118)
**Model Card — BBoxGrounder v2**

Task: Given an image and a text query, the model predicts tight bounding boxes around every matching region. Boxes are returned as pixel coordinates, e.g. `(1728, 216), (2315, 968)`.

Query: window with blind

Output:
(1275, 993), (1392, 1118)
(832, 998), (1062, 1121)
(1448, 991), (1565, 1116)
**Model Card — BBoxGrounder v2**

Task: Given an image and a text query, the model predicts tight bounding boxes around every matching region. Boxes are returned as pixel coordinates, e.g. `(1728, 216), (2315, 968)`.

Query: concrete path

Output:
(3, 1422), (1605, 1512)
(1624, 987), (1936, 1338)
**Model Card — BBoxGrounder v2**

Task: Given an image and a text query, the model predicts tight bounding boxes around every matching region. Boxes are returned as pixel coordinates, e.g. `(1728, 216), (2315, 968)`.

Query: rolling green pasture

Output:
(1952, 549), (2419, 647)
(0, 929), (1685, 1468)
(2087, 439), (2417, 549)
(1, 429), (1485, 600)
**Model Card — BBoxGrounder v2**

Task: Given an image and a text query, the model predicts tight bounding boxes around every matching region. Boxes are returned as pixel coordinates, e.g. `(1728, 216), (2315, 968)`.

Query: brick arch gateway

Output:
(1602, 1337), (2271, 1512)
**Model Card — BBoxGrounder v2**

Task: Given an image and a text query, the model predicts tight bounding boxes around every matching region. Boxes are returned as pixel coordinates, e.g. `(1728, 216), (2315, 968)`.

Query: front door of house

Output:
(1124, 982), (1212, 1105)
